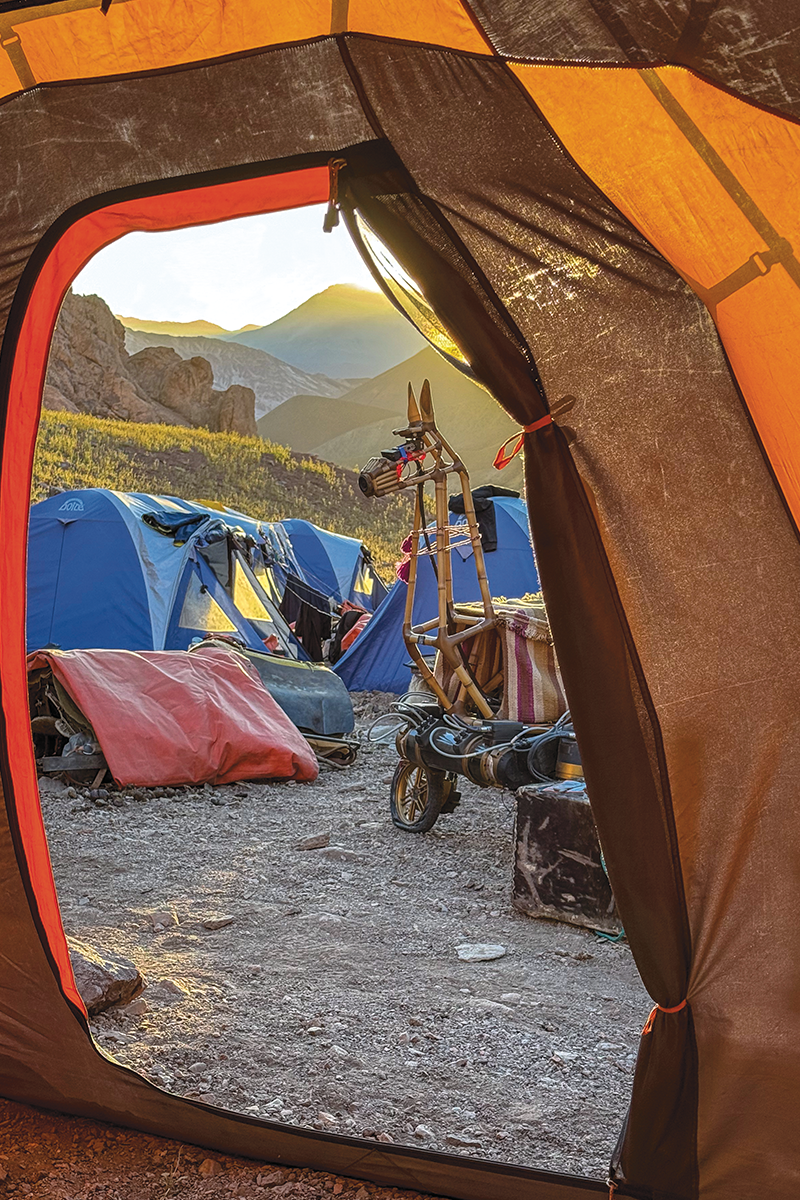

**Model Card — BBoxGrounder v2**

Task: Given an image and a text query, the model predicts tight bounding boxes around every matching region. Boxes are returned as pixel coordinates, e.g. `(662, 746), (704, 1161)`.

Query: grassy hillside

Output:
(280, 347), (525, 492)
(223, 284), (427, 378)
(32, 410), (412, 577)
(257, 393), (396, 453)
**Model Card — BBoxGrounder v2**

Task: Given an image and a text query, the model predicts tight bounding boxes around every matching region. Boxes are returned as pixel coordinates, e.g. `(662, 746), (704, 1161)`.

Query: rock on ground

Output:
(68, 939), (145, 1015)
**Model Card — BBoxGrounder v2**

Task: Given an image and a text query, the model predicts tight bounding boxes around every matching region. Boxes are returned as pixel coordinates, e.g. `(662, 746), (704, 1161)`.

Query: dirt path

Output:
(38, 694), (649, 1185)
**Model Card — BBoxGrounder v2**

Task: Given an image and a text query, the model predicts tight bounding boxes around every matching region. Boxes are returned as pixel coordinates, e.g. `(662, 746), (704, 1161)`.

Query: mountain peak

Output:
(223, 284), (425, 378)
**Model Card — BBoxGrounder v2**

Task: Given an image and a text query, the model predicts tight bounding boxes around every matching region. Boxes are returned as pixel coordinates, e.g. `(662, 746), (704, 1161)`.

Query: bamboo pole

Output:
(374, 378), (500, 721)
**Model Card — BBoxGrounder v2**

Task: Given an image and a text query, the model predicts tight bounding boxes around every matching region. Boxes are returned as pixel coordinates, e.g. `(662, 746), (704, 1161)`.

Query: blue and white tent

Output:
(27, 489), (301, 656)
(333, 495), (540, 693)
(282, 519), (388, 613)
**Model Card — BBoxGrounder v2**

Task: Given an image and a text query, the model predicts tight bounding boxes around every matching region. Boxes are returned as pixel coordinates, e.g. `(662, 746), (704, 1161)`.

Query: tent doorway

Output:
(19, 153), (642, 1198)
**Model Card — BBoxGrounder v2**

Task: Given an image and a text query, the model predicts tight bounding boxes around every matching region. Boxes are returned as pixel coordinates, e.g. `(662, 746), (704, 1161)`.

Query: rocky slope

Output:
(124, 328), (356, 420)
(45, 292), (257, 437)
(222, 284), (427, 378)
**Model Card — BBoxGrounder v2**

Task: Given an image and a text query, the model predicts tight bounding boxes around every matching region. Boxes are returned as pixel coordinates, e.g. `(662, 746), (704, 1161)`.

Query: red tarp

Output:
(27, 646), (318, 787)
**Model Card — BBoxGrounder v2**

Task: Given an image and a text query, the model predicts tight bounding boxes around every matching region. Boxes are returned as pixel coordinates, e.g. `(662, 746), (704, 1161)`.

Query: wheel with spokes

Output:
(389, 758), (455, 832)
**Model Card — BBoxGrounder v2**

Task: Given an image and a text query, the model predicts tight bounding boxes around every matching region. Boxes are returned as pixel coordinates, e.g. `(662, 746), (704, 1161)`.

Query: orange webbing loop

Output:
(493, 414), (553, 470)
(608, 1180), (618, 1197)
(642, 998), (688, 1035)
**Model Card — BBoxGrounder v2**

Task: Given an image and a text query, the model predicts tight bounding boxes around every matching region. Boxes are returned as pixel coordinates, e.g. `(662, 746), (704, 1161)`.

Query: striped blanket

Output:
(434, 599), (567, 723)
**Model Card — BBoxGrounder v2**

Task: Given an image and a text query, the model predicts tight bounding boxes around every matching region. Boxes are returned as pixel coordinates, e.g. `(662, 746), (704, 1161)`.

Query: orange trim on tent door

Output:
(0, 165), (329, 1015)
(512, 62), (800, 530)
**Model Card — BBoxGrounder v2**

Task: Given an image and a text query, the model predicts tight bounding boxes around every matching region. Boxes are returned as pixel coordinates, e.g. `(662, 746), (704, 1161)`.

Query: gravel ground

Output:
(39, 692), (649, 1184)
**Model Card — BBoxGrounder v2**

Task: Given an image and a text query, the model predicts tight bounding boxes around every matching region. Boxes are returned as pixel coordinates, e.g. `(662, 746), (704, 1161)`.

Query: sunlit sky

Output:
(73, 203), (379, 331)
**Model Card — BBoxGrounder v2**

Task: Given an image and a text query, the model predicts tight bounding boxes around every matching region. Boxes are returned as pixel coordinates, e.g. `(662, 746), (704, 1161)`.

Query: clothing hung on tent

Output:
(282, 518), (388, 613)
(447, 485), (521, 553)
(279, 572), (333, 662)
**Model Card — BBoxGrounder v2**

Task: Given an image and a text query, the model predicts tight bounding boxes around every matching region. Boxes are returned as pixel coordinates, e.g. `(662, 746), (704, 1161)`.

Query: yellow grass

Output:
(33, 411), (411, 577)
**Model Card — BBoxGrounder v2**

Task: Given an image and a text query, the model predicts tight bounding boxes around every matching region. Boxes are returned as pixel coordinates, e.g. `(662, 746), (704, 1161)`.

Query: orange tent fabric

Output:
(513, 62), (800, 531)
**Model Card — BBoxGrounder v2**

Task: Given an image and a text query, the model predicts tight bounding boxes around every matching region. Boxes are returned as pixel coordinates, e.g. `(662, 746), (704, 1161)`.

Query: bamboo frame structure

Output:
(390, 380), (496, 719)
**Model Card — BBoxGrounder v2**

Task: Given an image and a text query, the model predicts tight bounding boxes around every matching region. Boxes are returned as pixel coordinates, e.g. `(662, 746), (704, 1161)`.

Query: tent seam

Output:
(500, 56), (800, 132)
(1, 19), (798, 133)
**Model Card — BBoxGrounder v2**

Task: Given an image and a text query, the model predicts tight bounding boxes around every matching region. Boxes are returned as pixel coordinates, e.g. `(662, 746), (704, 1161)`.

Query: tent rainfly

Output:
(282, 517), (388, 613)
(1, 5), (799, 1199)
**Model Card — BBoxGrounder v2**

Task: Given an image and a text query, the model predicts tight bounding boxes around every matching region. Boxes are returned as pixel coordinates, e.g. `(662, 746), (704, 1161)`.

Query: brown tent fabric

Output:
(1, 5), (800, 1199)
(464, 0), (800, 118)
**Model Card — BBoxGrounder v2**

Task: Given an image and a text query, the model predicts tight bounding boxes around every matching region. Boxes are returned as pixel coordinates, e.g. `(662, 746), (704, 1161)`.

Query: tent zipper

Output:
(323, 157), (347, 232)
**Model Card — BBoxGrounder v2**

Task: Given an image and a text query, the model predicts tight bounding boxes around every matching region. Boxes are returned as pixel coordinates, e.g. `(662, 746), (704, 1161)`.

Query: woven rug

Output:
(433, 598), (567, 722)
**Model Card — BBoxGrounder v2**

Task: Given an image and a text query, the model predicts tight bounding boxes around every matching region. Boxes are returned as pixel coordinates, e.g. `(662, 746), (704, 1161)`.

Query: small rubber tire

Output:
(389, 759), (456, 833)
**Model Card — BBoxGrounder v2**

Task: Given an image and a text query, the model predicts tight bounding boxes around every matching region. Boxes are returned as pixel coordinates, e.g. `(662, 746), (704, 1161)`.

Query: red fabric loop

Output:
(524, 414), (554, 433)
(658, 999), (688, 1014)
(642, 998), (688, 1035)
(493, 414), (553, 470)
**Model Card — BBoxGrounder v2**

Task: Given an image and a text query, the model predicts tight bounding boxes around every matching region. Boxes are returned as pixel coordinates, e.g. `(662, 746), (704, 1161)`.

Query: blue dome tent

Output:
(282, 518), (388, 613)
(182, 499), (303, 599)
(334, 495), (540, 693)
(27, 489), (299, 656)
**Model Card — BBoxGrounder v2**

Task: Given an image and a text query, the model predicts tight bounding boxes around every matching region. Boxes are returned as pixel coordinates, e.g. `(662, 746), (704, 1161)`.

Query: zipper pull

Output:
(323, 157), (347, 232)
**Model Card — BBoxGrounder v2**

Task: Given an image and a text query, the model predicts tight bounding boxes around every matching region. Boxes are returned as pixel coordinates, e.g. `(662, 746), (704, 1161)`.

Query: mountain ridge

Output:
(116, 315), (260, 337)
(123, 329), (357, 419)
(258, 346), (523, 491)
(221, 284), (427, 378)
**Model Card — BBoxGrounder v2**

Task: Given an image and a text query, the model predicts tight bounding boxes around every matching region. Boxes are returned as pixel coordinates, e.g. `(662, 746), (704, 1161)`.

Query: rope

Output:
(494, 414), (553, 470)
(642, 998), (688, 1036)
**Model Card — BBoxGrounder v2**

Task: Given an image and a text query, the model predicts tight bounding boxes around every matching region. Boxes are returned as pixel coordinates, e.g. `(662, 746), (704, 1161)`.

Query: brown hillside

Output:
(269, 347), (524, 491)
(257, 393), (396, 454)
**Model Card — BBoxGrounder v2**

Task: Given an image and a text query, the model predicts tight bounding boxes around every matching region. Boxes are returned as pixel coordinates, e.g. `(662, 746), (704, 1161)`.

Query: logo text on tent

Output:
(58, 499), (84, 512)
